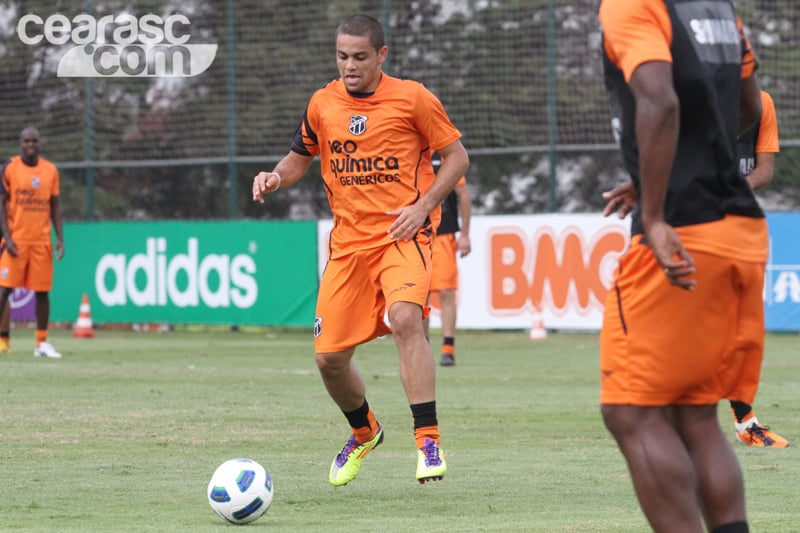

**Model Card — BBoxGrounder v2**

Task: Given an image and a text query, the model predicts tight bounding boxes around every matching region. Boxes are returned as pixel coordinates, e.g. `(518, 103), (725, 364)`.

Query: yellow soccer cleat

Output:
(329, 425), (384, 486)
(416, 438), (447, 484)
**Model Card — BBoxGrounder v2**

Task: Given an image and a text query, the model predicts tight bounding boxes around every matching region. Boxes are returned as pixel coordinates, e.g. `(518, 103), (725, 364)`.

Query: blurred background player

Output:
(731, 89), (788, 448)
(0, 127), (65, 358)
(424, 153), (471, 366)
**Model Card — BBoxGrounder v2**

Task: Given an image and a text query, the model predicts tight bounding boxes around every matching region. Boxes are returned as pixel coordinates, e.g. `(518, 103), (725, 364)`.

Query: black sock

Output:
(410, 401), (437, 429)
(711, 521), (749, 533)
(729, 400), (752, 423)
(442, 337), (454, 347)
(343, 399), (371, 429)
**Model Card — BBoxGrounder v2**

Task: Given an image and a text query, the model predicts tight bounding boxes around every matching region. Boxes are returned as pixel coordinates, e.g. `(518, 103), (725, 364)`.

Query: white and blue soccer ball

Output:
(207, 458), (273, 524)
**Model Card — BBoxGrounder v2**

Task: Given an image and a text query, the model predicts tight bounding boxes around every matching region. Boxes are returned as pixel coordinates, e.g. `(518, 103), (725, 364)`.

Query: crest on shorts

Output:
(31, 177), (41, 188)
(314, 316), (323, 337)
(348, 115), (368, 136)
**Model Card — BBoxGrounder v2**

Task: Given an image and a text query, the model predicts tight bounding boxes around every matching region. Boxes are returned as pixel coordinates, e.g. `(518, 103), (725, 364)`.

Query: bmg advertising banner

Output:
(318, 214), (630, 331)
(319, 213), (800, 332)
(29, 214), (800, 330)
(424, 214), (630, 330)
(48, 221), (318, 326)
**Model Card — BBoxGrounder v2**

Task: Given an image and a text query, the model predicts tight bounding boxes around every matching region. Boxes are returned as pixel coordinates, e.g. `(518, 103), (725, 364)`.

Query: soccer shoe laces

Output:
(745, 424), (776, 446)
(420, 439), (443, 467)
(334, 435), (360, 467)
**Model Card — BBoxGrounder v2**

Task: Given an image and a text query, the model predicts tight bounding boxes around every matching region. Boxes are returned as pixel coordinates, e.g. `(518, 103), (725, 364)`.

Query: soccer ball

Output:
(207, 458), (273, 524)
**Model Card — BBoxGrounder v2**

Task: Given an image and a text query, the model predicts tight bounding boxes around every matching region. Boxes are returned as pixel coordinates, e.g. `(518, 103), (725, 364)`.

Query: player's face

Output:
(20, 132), (39, 159)
(335, 33), (387, 93)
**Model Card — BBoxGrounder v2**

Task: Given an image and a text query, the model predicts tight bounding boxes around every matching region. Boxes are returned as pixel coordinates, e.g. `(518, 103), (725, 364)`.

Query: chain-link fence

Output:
(1, 0), (797, 220)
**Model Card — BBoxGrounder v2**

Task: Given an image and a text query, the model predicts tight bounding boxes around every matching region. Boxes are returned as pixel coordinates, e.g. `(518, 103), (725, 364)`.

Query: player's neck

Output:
(21, 155), (38, 166)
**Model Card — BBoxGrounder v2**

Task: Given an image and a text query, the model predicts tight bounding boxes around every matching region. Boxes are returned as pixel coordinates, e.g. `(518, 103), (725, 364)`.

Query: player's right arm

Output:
(253, 97), (321, 203)
(252, 150), (313, 204)
(600, 0), (695, 290)
(0, 160), (15, 256)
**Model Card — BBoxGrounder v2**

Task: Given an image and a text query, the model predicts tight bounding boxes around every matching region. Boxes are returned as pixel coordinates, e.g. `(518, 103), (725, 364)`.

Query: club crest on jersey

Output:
(349, 115), (368, 136)
(31, 177), (41, 188)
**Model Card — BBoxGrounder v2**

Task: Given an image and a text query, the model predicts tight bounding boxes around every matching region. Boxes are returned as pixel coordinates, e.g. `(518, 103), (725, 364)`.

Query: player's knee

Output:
(601, 404), (638, 438)
(315, 351), (350, 376)
(388, 307), (424, 338)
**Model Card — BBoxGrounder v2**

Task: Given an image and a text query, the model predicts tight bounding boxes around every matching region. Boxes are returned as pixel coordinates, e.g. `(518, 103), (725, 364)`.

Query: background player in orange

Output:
(424, 153), (471, 367)
(0, 127), (65, 358)
(602, 89), (788, 449)
(729, 89), (788, 447)
(252, 14), (469, 486)
(599, 1), (766, 531)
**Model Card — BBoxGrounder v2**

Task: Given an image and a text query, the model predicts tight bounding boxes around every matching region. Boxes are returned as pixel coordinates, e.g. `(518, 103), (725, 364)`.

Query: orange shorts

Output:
(314, 234), (433, 353)
(0, 243), (54, 292)
(600, 217), (767, 406)
(430, 233), (458, 291)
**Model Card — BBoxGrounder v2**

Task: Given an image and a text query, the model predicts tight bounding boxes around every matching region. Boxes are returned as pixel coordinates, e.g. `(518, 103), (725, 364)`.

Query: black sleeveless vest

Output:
(602, 0), (763, 236)
(737, 121), (759, 178)
(431, 153), (460, 235)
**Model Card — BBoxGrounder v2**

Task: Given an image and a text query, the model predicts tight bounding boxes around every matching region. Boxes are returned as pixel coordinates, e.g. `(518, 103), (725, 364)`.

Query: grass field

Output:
(0, 328), (797, 532)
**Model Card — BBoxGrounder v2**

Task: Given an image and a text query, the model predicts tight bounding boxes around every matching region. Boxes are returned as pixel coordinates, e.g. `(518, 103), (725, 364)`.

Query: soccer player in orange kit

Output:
(253, 14), (469, 486)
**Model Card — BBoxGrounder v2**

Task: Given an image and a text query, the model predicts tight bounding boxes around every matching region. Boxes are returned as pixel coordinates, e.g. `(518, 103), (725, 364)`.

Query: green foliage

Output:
(0, 328), (798, 531)
(0, 1), (799, 219)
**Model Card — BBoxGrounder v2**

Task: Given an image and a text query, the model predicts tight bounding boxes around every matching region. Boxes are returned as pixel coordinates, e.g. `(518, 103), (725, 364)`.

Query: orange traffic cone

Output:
(73, 294), (95, 338)
(529, 312), (547, 340)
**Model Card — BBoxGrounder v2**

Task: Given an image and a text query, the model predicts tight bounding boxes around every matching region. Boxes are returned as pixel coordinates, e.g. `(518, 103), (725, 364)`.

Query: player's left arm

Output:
(387, 139), (469, 242)
(454, 181), (472, 257)
(748, 91), (779, 190)
(738, 16), (762, 134)
(50, 195), (64, 260)
(747, 152), (775, 190)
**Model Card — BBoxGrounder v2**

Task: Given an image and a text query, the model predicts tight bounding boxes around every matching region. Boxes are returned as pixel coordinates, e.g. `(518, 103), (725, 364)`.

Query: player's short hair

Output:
(336, 14), (385, 51)
(20, 126), (40, 142)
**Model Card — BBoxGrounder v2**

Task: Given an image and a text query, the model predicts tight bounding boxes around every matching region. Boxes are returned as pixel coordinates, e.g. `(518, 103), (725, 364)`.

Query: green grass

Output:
(0, 329), (798, 532)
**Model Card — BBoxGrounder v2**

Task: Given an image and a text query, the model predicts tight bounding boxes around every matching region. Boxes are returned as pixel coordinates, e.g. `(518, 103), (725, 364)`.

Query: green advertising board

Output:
(51, 221), (318, 326)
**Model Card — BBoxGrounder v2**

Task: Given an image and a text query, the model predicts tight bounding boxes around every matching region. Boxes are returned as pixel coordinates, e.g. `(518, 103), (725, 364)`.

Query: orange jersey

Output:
(1, 156), (59, 244)
(755, 90), (779, 154)
(600, 0), (757, 81)
(292, 74), (462, 258)
(601, 0), (764, 237)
